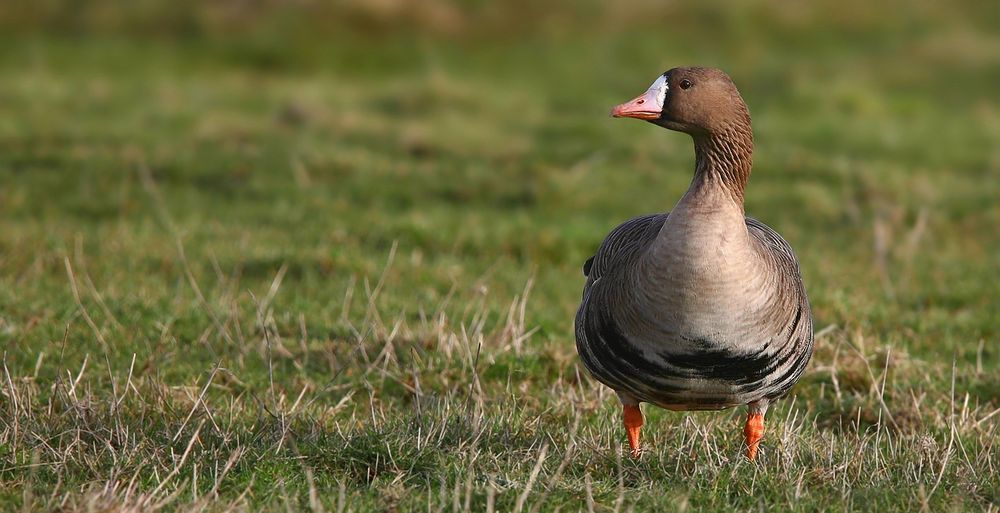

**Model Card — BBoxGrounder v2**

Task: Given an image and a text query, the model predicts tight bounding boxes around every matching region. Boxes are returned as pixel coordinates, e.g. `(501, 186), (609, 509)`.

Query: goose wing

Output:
(576, 213), (669, 402)
(744, 217), (814, 400)
(582, 213), (668, 284)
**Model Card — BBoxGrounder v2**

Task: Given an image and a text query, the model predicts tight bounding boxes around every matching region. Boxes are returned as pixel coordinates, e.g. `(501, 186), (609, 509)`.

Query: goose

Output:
(575, 67), (813, 461)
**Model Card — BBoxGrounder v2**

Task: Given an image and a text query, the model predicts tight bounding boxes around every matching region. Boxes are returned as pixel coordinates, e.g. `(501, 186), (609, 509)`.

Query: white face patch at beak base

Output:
(646, 74), (669, 112)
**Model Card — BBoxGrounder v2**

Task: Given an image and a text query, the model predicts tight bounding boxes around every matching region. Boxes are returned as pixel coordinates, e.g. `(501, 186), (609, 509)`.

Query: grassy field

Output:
(1, 1), (999, 511)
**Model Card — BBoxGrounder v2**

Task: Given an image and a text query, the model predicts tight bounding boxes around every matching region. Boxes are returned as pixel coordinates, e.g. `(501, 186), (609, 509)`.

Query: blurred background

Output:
(1, 1), (999, 509)
(2, 0), (997, 350)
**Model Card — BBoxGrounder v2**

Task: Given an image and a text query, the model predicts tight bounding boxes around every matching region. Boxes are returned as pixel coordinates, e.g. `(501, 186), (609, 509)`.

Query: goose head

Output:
(611, 67), (750, 137)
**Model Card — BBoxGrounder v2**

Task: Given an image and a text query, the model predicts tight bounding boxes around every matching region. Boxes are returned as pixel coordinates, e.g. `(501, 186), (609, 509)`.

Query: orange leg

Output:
(744, 411), (765, 461)
(623, 404), (644, 457)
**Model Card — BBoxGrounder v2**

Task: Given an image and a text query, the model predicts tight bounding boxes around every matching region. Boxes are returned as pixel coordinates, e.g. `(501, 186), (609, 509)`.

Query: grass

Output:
(1, 1), (999, 511)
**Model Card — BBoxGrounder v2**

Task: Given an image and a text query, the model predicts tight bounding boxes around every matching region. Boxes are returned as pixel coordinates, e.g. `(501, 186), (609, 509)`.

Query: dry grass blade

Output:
(513, 443), (548, 513)
(172, 363), (221, 443)
(64, 257), (110, 351)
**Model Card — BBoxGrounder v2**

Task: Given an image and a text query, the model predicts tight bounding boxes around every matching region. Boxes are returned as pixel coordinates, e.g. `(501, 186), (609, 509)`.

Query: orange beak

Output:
(611, 74), (667, 120)
(611, 91), (662, 120)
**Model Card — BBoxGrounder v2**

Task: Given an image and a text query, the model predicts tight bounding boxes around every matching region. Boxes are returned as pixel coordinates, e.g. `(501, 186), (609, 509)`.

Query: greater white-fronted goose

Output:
(575, 67), (814, 460)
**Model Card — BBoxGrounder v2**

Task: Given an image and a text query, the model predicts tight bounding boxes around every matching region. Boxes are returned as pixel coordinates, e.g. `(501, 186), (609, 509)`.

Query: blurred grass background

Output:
(1, 1), (999, 511)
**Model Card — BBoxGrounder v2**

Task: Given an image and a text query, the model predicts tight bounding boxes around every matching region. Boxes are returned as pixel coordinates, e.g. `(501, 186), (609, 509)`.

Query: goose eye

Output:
(679, 79), (693, 90)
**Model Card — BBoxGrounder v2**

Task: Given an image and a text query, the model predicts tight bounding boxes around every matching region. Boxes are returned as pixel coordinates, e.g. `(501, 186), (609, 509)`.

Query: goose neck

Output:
(690, 125), (753, 203)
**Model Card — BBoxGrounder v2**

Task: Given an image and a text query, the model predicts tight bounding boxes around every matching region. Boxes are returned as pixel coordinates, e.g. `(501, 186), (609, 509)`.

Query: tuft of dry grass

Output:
(2, 257), (999, 510)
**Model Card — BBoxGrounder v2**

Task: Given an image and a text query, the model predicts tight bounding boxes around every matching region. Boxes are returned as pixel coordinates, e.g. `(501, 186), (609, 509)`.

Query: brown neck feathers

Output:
(691, 118), (754, 203)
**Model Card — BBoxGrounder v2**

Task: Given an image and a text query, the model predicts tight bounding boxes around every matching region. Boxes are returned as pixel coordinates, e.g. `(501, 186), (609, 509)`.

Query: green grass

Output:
(1, 1), (999, 511)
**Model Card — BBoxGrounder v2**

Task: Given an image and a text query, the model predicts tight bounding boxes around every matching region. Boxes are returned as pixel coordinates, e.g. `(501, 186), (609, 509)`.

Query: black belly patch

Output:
(663, 338), (774, 385)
